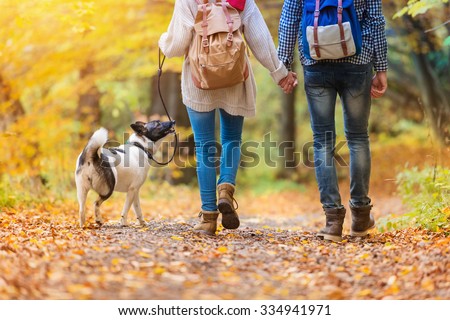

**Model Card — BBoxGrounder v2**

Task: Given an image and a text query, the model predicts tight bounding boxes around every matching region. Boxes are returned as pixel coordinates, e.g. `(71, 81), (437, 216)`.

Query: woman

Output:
(159, 0), (297, 235)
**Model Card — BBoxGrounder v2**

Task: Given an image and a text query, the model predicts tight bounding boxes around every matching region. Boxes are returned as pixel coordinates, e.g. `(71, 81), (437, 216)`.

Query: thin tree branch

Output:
(425, 19), (450, 33)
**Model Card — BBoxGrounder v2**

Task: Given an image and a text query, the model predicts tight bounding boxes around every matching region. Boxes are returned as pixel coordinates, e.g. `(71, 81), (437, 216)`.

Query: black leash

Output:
(142, 49), (178, 166)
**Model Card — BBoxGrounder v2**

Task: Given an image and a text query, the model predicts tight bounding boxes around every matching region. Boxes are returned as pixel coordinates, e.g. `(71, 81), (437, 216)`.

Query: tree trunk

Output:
(150, 71), (189, 124)
(150, 71), (195, 184)
(403, 15), (450, 145)
(277, 84), (298, 179)
(0, 75), (25, 132)
(410, 52), (450, 144)
(77, 62), (101, 136)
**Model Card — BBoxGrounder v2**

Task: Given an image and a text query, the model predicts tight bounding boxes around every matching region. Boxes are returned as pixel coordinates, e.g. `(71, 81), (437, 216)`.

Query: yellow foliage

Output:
(0, 0), (175, 194)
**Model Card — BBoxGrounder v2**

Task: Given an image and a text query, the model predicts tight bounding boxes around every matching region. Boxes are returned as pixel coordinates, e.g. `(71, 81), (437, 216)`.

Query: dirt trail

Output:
(1, 187), (449, 300)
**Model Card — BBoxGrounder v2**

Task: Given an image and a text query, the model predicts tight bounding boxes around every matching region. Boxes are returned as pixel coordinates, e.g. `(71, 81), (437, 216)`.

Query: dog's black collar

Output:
(130, 142), (154, 160)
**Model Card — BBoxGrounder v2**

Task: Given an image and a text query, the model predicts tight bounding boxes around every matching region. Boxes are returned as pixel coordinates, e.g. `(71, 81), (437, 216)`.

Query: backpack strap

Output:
(221, 1), (234, 46)
(337, 0), (348, 56)
(200, 3), (209, 53)
(313, 0), (321, 59)
(313, 0), (349, 58)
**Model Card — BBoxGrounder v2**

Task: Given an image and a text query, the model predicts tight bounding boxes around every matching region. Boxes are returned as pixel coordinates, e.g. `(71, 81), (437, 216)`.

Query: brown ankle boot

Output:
(350, 204), (375, 237)
(193, 211), (219, 236)
(217, 183), (240, 229)
(317, 207), (346, 242)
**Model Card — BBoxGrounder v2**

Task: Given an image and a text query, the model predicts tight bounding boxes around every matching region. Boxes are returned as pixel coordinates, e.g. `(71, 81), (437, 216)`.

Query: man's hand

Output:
(279, 71), (298, 94)
(371, 71), (388, 98)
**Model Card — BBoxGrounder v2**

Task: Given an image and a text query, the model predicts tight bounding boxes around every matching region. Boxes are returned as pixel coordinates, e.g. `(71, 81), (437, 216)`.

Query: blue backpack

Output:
(302, 0), (362, 60)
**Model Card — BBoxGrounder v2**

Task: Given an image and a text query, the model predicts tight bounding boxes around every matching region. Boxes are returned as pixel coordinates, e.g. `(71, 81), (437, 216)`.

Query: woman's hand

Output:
(279, 71), (298, 94)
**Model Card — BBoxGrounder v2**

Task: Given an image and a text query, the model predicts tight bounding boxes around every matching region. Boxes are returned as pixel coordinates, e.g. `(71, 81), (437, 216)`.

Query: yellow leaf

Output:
(217, 246), (228, 254)
(220, 271), (234, 278)
(357, 289), (372, 297)
(138, 251), (152, 258)
(360, 253), (370, 259)
(72, 249), (85, 255)
(111, 258), (121, 266)
(171, 236), (183, 241)
(384, 276), (400, 295)
(153, 266), (165, 275)
(399, 266), (413, 276)
(360, 266), (372, 275)
(67, 284), (93, 297)
(255, 230), (262, 235)
(421, 278), (435, 292)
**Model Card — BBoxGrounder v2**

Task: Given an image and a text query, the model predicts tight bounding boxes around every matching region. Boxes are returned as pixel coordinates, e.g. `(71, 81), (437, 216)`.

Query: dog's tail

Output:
(84, 127), (108, 161)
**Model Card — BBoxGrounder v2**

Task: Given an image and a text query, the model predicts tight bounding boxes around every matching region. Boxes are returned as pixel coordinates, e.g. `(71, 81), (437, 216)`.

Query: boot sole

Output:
(317, 232), (342, 242)
(218, 201), (240, 229)
(350, 224), (376, 237)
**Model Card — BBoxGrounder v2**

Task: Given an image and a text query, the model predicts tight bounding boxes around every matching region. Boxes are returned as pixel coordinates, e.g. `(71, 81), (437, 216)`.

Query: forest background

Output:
(1, 0), (448, 228)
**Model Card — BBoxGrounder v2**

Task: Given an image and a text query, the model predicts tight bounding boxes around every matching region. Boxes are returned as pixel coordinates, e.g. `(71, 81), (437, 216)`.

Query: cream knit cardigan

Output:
(159, 0), (288, 117)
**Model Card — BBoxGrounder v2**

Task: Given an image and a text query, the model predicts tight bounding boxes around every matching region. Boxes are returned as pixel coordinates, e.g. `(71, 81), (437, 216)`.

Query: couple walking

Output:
(159, 0), (388, 242)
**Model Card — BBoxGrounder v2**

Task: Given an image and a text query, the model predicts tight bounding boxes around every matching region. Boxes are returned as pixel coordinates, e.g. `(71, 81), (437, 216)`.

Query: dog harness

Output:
(130, 142), (155, 160)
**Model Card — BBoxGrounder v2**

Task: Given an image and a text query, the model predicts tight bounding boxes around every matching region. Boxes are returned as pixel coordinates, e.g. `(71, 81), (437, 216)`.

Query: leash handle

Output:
(151, 49), (178, 166)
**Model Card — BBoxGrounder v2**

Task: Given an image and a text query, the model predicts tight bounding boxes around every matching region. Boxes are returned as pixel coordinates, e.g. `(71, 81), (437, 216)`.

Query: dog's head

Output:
(130, 120), (176, 142)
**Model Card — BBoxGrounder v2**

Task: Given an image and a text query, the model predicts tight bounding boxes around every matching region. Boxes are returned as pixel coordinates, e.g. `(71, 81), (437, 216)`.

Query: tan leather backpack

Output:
(189, 0), (248, 90)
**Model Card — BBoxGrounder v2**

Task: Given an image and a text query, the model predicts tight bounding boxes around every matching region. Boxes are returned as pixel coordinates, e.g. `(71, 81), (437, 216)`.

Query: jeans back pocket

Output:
(304, 71), (325, 97)
(345, 71), (369, 98)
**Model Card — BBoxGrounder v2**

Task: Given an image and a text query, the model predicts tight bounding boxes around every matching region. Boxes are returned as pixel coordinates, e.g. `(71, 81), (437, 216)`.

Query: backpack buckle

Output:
(314, 10), (320, 17)
(202, 38), (209, 53)
(337, 6), (343, 14)
(226, 33), (233, 43)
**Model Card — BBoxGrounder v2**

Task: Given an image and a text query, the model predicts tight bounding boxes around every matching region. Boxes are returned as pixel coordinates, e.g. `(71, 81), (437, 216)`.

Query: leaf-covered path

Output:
(1, 185), (449, 300)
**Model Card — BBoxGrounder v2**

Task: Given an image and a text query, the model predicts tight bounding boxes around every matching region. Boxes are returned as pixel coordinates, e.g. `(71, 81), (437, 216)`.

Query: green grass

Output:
(378, 166), (450, 232)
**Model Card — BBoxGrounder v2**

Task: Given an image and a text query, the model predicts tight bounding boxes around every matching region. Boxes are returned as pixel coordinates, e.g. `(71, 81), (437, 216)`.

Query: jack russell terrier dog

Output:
(75, 120), (175, 227)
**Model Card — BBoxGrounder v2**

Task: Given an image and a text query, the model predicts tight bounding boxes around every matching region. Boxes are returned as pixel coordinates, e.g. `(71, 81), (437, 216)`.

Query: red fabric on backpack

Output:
(228, 0), (245, 11)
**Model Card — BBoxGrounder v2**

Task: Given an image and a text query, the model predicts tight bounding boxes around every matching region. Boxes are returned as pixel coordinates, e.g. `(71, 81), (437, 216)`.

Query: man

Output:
(278, 0), (388, 242)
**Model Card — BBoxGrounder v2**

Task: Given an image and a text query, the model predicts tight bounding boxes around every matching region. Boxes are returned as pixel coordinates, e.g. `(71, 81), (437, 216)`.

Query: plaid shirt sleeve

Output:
(367, 0), (388, 71)
(278, 0), (302, 71)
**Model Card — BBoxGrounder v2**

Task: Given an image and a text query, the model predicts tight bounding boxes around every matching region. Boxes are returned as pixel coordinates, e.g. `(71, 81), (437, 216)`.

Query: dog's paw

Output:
(138, 220), (147, 227)
(119, 220), (128, 227)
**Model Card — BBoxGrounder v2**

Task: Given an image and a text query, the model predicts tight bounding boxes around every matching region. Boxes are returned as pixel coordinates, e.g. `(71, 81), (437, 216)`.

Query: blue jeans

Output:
(304, 63), (373, 209)
(186, 107), (244, 211)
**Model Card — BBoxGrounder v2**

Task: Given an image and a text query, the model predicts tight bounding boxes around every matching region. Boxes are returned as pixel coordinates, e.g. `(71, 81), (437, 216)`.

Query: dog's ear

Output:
(130, 122), (147, 135)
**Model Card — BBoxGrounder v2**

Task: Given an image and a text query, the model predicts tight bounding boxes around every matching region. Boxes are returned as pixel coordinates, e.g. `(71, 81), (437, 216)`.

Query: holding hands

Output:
(279, 71), (298, 94)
